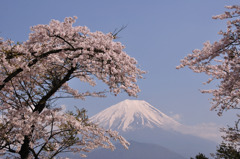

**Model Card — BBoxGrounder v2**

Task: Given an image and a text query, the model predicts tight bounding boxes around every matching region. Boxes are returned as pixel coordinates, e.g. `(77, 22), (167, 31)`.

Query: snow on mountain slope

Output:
(90, 99), (221, 143)
(90, 99), (181, 131)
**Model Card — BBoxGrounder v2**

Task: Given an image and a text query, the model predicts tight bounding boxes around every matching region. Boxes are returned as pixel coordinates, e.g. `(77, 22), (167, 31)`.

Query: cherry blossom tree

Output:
(0, 17), (145, 159)
(177, 5), (240, 150)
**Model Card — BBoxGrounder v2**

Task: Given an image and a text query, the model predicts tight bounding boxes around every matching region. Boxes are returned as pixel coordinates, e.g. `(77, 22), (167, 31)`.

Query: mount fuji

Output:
(91, 99), (181, 131)
(90, 99), (219, 158)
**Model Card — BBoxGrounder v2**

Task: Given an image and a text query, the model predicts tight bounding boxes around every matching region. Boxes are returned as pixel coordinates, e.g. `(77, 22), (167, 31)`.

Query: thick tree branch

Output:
(33, 66), (76, 113)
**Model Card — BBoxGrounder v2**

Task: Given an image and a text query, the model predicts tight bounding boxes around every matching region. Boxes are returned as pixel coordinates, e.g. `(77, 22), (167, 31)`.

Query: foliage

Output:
(211, 142), (240, 159)
(0, 17), (145, 158)
(190, 153), (209, 159)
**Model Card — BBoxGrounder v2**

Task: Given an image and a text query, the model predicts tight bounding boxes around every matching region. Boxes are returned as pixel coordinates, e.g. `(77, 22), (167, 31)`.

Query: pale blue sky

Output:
(1, 0), (239, 127)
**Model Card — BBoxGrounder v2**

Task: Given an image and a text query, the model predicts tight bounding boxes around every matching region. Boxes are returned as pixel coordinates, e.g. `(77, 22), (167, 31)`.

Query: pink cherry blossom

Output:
(0, 17), (144, 158)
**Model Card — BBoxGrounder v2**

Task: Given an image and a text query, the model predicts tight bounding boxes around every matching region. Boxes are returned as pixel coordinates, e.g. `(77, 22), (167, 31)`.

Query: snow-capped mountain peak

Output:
(90, 99), (181, 131)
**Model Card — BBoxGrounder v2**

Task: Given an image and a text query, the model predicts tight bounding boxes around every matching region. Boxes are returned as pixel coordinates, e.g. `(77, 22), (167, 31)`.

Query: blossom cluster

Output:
(0, 17), (143, 158)
(0, 107), (129, 158)
(177, 5), (240, 115)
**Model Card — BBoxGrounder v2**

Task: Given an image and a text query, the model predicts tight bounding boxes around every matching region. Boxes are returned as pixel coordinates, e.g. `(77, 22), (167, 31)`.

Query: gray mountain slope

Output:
(84, 141), (186, 159)
(119, 127), (217, 158)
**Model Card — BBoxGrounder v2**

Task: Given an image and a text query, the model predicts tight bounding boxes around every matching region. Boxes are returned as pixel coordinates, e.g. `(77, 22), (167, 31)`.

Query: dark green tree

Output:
(190, 153), (209, 159)
(211, 142), (240, 159)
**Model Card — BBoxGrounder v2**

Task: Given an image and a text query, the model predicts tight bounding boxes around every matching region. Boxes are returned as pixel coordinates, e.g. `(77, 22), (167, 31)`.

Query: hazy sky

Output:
(1, 0), (239, 128)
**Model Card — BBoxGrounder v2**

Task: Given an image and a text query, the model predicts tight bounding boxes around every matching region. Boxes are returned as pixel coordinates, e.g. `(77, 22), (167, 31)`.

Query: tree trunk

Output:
(19, 136), (30, 159)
